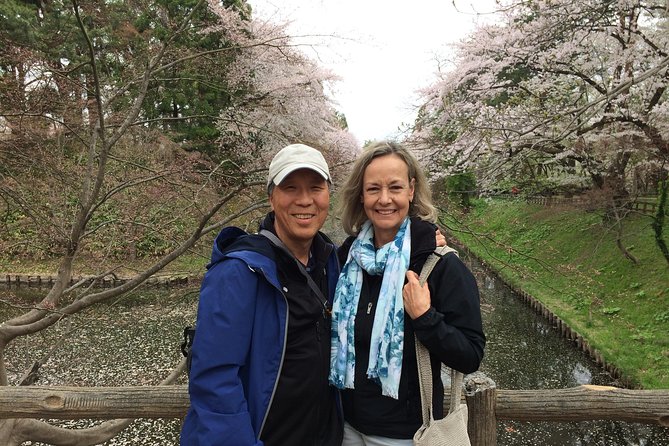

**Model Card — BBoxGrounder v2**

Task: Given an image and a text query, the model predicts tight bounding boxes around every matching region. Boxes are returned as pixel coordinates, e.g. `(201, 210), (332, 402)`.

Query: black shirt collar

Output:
(259, 212), (332, 271)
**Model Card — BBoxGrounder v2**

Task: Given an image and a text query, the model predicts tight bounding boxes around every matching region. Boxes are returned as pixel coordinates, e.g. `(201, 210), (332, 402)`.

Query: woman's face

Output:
(361, 154), (415, 247)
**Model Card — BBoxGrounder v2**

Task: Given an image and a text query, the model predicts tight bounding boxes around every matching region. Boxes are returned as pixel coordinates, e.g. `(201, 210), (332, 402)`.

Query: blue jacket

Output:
(180, 225), (340, 446)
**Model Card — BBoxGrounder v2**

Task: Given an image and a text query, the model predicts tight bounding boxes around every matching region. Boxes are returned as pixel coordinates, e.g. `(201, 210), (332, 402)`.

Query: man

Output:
(180, 144), (343, 446)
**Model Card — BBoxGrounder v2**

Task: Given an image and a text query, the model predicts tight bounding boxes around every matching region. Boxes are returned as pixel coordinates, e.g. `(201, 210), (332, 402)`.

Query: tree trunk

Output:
(651, 180), (669, 266)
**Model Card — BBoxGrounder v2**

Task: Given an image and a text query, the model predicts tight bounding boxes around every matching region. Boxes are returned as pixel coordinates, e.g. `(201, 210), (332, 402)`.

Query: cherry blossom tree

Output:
(212, 13), (358, 173)
(411, 0), (668, 199)
(409, 0), (669, 263)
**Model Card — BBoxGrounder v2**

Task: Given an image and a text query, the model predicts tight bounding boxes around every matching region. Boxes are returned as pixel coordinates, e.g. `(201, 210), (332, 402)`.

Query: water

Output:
(0, 287), (194, 446)
(465, 253), (669, 445)
(2, 258), (668, 445)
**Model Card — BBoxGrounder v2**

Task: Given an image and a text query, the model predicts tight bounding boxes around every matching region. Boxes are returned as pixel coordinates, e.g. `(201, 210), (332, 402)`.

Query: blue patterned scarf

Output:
(329, 217), (411, 399)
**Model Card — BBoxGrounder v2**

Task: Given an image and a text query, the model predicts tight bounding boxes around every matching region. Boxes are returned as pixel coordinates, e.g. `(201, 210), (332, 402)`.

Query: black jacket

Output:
(258, 214), (343, 446)
(337, 217), (485, 439)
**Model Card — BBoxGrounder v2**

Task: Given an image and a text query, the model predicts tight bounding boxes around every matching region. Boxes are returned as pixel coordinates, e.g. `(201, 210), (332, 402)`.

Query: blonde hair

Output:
(337, 140), (438, 236)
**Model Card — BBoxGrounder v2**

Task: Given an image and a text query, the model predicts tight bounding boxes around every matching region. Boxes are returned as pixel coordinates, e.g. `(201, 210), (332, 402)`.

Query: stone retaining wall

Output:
(0, 273), (199, 289)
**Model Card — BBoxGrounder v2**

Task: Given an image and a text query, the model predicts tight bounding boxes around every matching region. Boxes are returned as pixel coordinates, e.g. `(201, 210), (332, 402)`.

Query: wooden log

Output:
(0, 385), (189, 419)
(465, 372), (497, 446)
(495, 385), (669, 426)
(2, 385), (667, 429)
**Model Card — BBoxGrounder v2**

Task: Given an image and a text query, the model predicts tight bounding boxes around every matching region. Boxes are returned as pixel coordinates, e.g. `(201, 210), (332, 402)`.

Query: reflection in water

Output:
(572, 362), (592, 385)
(463, 254), (669, 446)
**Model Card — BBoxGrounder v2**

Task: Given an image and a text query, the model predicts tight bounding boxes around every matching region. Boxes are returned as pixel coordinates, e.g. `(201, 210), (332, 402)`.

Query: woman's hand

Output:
(436, 229), (447, 247)
(403, 270), (431, 319)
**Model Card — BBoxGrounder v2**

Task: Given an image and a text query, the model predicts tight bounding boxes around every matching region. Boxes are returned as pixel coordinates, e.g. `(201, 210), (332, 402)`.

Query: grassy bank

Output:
(441, 198), (669, 389)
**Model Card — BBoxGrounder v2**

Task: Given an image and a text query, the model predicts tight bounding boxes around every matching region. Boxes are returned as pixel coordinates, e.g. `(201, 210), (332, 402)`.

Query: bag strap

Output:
(415, 245), (464, 424)
(259, 229), (331, 316)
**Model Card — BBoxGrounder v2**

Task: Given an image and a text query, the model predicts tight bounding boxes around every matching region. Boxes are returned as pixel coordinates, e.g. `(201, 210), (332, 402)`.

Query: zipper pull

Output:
(367, 302), (373, 314)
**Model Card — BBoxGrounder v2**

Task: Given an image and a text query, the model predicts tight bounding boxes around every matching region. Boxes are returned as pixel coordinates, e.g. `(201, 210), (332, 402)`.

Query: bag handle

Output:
(415, 246), (464, 424)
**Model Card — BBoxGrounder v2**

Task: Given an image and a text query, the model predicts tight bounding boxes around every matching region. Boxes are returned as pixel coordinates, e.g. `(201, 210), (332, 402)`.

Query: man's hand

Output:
(436, 229), (447, 247)
(403, 270), (431, 319)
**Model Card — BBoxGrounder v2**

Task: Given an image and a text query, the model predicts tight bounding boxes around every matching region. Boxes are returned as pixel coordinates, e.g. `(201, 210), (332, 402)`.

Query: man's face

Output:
(269, 168), (329, 248)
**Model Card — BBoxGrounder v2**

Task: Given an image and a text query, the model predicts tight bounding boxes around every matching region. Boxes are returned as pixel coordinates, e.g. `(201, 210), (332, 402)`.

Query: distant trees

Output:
(412, 0), (668, 198)
(0, 0), (356, 443)
(411, 0), (668, 262)
(210, 6), (358, 170)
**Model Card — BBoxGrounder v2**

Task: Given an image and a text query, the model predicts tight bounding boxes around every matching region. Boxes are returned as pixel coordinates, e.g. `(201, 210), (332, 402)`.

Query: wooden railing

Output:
(2, 376), (667, 445)
(496, 194), (665, 216)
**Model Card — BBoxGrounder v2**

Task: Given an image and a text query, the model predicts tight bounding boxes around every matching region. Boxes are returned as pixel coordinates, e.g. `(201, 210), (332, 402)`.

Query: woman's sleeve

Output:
(337, 236), (354, 266)
(411, 253), (486, 373)
(184, 259), (263, 446)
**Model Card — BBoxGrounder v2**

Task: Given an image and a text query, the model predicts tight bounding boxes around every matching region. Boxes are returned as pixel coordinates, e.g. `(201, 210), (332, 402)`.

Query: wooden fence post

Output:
(465, 372), (497, 446)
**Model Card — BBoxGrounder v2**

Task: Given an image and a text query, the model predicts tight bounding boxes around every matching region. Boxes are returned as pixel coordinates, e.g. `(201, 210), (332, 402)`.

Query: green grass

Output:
(442, 198), (669, 389)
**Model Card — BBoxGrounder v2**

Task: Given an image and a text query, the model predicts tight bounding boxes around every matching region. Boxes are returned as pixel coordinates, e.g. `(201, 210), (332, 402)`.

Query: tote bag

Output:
(413, 247), (471, 446)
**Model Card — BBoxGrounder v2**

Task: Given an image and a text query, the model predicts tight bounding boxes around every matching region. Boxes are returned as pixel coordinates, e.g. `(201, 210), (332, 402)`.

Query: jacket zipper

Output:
(253, 266), (290, 439)
(316, 266), (331, 318)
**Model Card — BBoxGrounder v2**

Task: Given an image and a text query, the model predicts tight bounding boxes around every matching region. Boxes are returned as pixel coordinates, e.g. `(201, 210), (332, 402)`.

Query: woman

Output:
(329, 141), (485, 445)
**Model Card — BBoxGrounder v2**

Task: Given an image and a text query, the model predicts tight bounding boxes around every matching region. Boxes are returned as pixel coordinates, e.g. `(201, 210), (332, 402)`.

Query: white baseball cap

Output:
(267, 144), (331, 189)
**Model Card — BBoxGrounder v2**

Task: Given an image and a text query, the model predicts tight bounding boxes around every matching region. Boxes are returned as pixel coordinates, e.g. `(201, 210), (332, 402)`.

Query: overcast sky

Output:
(250, 0), (500, 144)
